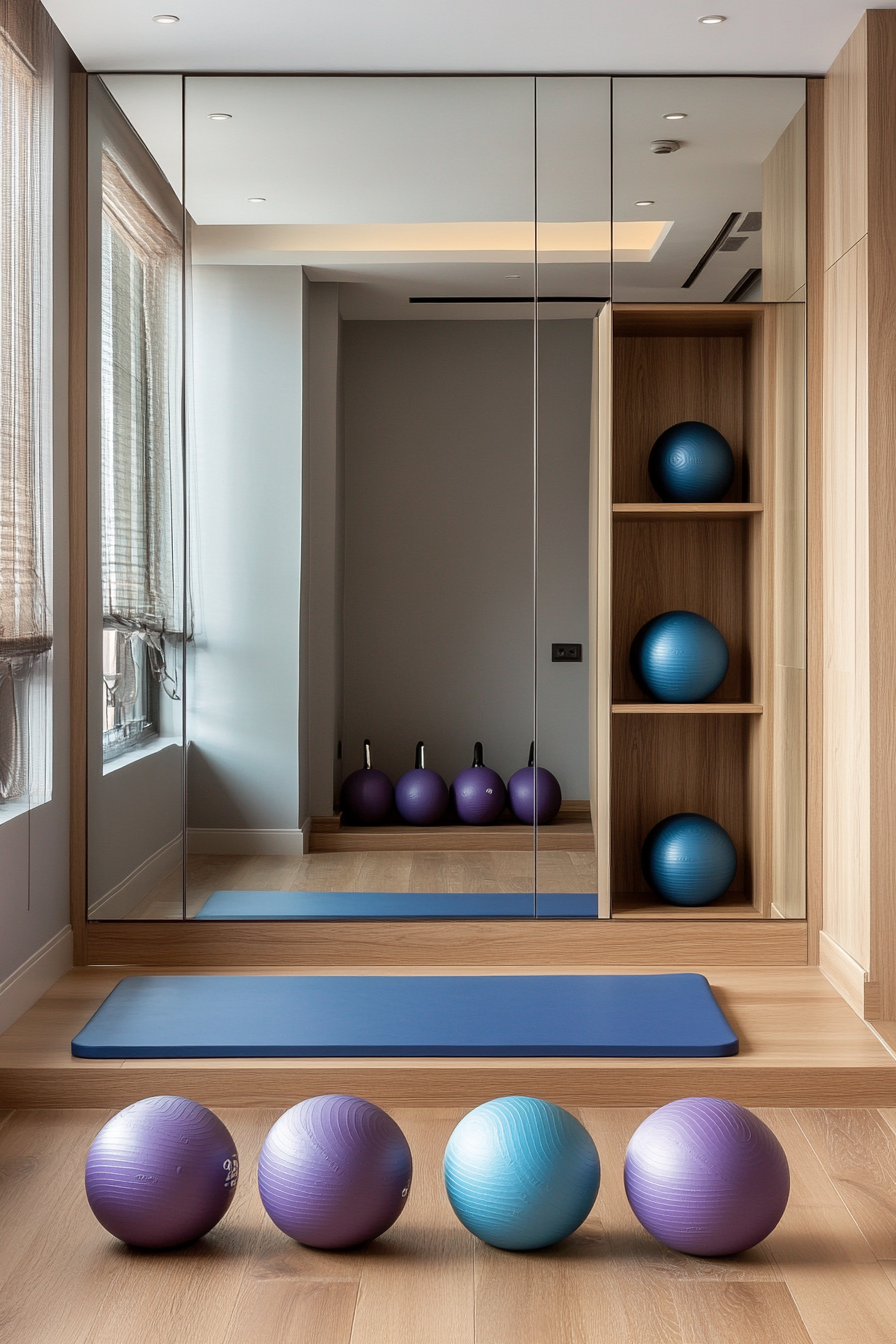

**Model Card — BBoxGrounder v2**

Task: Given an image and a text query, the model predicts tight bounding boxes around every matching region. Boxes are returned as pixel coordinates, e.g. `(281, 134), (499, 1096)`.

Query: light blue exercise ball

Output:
(443, 1096), (600, 1250)
(630, 610), (729, 703)
(648, 421), (735, 502)
(641, 812), (738, 906)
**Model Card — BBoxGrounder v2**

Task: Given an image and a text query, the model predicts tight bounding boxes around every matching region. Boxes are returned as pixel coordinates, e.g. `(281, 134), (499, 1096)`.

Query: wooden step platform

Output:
(309, 802), (594, 853)
(2, 965), (893, 1110)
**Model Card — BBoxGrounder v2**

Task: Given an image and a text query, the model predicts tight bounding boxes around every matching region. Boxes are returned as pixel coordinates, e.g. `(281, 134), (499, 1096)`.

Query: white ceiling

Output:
(45, 0), (889, 76)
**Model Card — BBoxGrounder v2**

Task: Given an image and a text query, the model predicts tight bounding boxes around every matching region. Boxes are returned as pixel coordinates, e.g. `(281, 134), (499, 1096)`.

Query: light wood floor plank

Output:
(793, 1108), (896, 1259)
(671, 1282), (811, 1344)
(222, 1279), (358, 1344)
(349, 1108), (474, 1344)
(760, 1108), (896, 1344)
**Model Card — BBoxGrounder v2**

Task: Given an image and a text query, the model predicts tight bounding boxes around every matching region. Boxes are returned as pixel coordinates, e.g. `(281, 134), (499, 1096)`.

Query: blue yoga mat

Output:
(193, 890), (598, 920)
(71, 973), (738, 1059)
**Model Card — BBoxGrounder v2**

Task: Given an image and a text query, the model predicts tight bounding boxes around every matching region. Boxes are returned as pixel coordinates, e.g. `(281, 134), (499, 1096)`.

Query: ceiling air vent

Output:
(739, 211), (762, 231)
(650, 140), (681, 154)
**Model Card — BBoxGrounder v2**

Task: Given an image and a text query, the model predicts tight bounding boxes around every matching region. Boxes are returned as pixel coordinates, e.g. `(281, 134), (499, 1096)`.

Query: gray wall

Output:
(342, 319), (536, 789)
(536, 320), (592, 800)
(0, 33), (74, 1026)
(187, 266), (303, 830)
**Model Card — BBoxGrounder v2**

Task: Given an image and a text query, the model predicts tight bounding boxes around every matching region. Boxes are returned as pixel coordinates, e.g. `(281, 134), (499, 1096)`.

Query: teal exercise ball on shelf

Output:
(443, 1096), (600, 1250)
(648, 421), (735, 502)
(641, 812), (737, 906)
(630, 610), (729, 703)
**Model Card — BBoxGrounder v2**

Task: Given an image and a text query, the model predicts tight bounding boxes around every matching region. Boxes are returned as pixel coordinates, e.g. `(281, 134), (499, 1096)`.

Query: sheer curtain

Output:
(0, 0), (53, 805)
(100, 137), (184, 754)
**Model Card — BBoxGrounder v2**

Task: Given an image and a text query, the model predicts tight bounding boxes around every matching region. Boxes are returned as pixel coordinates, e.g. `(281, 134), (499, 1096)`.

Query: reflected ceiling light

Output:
(664, 113), (687, 120)
(635, 200), (655, 206)
(208, 112), (232, 121)
(152, 13), (180, 22)
(505, 273), (520, 279)
(247, 197), (266, 203)
(698, 14), (727, 22)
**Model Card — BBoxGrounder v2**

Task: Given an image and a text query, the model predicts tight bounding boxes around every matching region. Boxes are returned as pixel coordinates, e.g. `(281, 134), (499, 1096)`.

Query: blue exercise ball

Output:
(641, 812), (737, 906)
(648, 421), (735, 503)
(630, 610), (728, 703)
(443, 1096), (600, 1250)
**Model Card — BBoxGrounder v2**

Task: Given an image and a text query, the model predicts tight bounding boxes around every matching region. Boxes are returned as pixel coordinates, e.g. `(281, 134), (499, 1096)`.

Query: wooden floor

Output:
(118, 850), (758, 921)
(5, 1103), (896, 1342)
(2, 966), (894, 1109)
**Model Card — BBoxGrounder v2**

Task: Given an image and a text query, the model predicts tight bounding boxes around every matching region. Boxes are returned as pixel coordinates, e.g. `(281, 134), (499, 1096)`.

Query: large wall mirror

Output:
(83, 73), (806, 923)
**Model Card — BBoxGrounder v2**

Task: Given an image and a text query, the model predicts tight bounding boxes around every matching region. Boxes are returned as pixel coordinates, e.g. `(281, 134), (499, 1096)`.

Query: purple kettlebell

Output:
(507, 742), (563, 825)
(340, 739), (394, 825)
(395, 742), (449, 825)
(452, 742), (506, 826)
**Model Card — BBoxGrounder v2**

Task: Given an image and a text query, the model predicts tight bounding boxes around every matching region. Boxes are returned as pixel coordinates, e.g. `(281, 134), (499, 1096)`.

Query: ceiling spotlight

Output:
(664, 113), (687, 120)
(651, 140), (680, 154)
(247, 197), (266, 203)
(698, 14), (727, 22)
(208, 113), (232, 121)
(635, 200), (655, 206)
(152, 13), (180, 22)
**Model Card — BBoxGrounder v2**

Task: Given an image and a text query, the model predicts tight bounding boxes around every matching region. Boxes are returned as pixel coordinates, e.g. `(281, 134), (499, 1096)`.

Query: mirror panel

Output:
(183, 76), (537, 918)
(86, 75), (186, 919)
(612, 78), (806, 303)
(534, 78), (610, 916)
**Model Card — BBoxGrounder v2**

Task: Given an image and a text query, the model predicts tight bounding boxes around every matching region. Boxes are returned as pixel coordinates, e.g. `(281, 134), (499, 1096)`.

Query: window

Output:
(100, 145), (183, 763)
(0, 0), (53, 810)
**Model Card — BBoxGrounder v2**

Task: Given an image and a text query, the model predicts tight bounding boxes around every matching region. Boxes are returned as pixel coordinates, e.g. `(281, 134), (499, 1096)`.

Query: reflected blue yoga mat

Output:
(193, 890), (597, 919)
(71, 973), (738, 1059)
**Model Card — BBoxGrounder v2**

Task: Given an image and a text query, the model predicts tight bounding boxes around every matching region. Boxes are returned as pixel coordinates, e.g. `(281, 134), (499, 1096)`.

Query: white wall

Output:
(187, 265), (303, 834)
(341, 319), (536, 788)
(0, 33), (75, 1033)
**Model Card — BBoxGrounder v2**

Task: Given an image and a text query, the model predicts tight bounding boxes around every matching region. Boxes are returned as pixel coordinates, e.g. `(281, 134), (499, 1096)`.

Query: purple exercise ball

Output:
(340, 739), (393, 825)
(395, 741), (449, 825)
(507, 743), (562, 825)
(85, 1095), (239, 1248)
(452, 742), (506, 825)
(624, 1097), (790, 1256)
(258, 1094), (413, 1249)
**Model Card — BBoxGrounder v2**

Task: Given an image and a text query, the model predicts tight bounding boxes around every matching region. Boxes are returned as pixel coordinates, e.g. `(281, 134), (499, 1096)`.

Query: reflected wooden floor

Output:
(4, 1103), (896, 1343)
(123, 850), (596, 920)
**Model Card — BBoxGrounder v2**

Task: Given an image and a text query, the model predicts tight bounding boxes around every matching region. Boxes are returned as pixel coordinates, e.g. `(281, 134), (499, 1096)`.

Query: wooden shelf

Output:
(612, 702), (763, 715)
(612, 891), (764, 920)
(613, 502), (763, 521)
(309, 800), (594, 854)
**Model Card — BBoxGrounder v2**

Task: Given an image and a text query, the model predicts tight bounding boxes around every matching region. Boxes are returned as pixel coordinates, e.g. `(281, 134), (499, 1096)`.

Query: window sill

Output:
(103, 735), (182, 776)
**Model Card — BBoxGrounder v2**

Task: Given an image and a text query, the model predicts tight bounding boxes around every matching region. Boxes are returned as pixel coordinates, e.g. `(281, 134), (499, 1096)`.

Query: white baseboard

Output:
(0, 926), (72, 1036)
(819, 929), (878, 1019)
(88, 837), (182, 918)
(187, 827), (308, 856)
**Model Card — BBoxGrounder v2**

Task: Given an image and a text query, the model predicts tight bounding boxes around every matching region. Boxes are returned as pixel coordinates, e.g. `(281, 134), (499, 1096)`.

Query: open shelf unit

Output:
(590, 303), (806, 921)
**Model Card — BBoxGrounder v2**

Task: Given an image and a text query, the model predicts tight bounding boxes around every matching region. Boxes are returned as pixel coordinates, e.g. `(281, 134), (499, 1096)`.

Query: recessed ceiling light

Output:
(152, 13), (180, 22)
(635, 200), (655, 206)
(664, 113), (687, 120)
(505, 274), (520, 279)
(698, 13), (727, 22)
(247, 197), (266, 203)
(208, 113), (232, 121)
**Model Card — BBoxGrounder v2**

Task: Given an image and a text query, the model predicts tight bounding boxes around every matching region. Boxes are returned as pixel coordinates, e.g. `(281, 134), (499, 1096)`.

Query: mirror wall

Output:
(84, 73), (806, 922)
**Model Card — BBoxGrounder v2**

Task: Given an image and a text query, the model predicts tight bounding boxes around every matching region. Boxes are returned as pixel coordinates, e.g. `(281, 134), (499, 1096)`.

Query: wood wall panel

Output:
(823, 238), (870, 969)
(865, 10), (896, 1021)
(590, 305), (613, 917)
(806, 77), (824, 964)
(762, 103), (807, 302)
(825, 12), (867, 269)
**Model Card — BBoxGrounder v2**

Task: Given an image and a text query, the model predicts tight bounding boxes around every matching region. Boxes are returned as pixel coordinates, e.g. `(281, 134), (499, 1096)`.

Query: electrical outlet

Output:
(552, 643), (582, 663)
